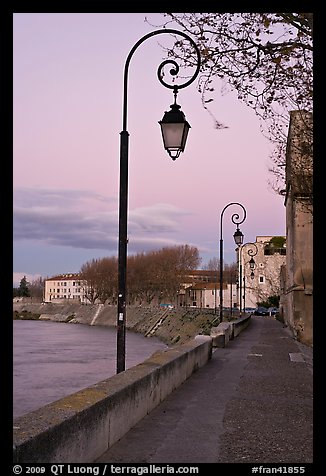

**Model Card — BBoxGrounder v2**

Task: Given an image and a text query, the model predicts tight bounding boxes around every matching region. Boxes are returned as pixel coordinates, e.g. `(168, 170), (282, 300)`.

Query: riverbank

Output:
(12, 302), (219, 346)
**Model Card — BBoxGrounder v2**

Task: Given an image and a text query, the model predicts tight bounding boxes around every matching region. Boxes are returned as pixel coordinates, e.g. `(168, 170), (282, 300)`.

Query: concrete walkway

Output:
(96, 316), (313, 464)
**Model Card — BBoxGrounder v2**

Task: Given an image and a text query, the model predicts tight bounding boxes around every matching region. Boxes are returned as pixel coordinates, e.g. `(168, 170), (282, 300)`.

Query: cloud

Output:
(13, 187), (192, 254)
(129, 203), (190, 233)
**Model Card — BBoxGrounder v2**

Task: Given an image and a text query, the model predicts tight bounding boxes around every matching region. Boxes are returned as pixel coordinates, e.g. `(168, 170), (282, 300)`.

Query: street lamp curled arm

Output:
(240, 242), (258, 270)
(220, 202), (247, 243)
(247, 244), (258, 257)
(117, 29), (201, 374)
(247, 243), (258, 263)
(122, 29), (201, 132)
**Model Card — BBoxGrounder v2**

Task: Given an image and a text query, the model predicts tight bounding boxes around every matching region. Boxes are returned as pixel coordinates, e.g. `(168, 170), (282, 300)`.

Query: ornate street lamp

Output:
(117, 29), (201, 373)
(233, 226), (245, 247)
(238, 242), (258, 313)
(219, 203), (246, 322)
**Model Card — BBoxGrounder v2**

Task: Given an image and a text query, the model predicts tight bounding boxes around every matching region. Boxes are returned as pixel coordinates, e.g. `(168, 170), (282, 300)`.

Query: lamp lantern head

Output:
(233, 227), (244, 246)
(159, 102), (190, 160)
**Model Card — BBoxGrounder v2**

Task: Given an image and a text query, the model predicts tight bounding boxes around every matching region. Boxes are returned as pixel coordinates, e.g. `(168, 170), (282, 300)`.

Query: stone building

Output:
(279, 110), (313, 346)
(236, 236), (286, 311)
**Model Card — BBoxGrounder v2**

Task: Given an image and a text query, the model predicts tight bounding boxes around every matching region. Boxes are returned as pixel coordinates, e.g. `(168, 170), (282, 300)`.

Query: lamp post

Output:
(117, 29), (201, 374)
(219, 203), (246, 322)
(238, 242), (258, 313)
(230, 272), (234, 318)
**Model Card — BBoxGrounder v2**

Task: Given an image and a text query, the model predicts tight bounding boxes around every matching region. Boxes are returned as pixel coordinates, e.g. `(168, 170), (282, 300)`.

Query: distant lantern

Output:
(249, 257), (256, 269)
(233, 227), (244, 246)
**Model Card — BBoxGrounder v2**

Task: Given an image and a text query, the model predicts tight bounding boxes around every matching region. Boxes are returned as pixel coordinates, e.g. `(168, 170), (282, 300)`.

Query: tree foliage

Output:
(203, 257), (237, 283)
(269, 236), (286, 248)
(18, 276), (30, 297)
(28, 276), (45, 300)
(148, 13), (313, 194)
(13, 276), (45, 300)
(79, 245), (201, 305)
(258, 295), (280, 308)
(80, 256), (118, 304)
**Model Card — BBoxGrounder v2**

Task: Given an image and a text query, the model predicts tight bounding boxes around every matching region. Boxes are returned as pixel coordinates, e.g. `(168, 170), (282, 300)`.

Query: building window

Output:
(259, 276), (264, 284)
(264, 246), (286, 256)
(264, 246), (273, 255)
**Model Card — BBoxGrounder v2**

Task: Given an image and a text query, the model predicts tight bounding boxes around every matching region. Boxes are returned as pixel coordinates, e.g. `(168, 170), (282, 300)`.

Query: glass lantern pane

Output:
(161, 123), (184, 148)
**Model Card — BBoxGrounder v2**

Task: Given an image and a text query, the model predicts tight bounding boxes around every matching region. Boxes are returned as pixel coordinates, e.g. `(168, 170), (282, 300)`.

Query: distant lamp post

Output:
(219, 203), (246, 322)
(116, 29), (201, 374)
(239, 242), (258, 313)
(229, 272), (236, 318)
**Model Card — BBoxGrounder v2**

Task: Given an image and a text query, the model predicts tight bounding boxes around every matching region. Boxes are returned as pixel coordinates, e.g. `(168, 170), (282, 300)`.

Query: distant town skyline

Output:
(13, 13), (286, 287)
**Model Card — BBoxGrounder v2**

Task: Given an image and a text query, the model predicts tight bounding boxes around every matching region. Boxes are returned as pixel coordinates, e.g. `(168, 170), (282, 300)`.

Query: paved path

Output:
(96, 316), (313, 464)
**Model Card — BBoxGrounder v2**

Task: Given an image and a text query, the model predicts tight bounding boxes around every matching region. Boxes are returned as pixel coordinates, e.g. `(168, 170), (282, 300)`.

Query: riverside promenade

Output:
(96, 316), (313, 465)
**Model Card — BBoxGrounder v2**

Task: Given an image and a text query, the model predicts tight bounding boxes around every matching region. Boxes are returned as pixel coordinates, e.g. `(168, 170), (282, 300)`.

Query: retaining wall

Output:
(13, 302), (218, 346)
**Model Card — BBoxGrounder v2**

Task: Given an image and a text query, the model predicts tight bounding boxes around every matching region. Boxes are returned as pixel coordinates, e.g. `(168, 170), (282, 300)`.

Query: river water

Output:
(13, 320), (168, 419)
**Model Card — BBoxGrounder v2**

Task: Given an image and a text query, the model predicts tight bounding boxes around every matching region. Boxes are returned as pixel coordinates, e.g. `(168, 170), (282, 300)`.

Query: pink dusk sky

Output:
(13, 12), (286, 286)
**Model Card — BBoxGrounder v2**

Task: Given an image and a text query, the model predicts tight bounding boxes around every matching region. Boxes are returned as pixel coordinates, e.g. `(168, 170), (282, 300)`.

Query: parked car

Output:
(244, 307), (256, 314)
(254, 306), (269, 316)
(159, 303), (174, 309)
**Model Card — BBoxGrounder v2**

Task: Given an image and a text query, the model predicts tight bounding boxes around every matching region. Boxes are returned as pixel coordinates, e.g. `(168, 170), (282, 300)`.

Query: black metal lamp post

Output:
(238, 242), (258, 313)
(219, 203), (246, 322)
(117, 29), (201, 374)
(229, 272), (235, 318)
